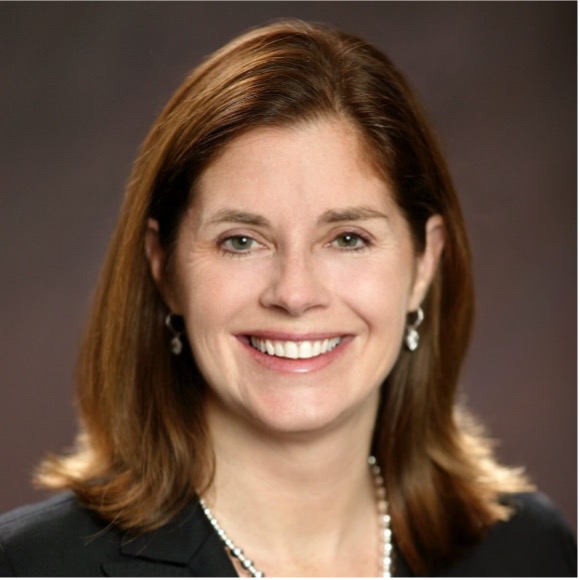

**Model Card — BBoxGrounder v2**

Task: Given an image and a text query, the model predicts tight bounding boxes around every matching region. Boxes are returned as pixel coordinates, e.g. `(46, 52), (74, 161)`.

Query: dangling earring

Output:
(165, 313), (184, 355)
(405, 307), (424, 352)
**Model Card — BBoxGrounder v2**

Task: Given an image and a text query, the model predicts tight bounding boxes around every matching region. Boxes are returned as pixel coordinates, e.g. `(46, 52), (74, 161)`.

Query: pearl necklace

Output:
(199, 456), (393, 577)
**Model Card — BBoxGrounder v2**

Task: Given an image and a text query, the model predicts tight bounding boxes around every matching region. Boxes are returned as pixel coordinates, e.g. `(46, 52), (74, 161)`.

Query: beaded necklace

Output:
(199, 456), (393, 577)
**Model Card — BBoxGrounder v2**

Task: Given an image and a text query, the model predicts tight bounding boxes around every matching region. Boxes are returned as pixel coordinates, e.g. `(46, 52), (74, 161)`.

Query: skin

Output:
(146, 118), (444, 576)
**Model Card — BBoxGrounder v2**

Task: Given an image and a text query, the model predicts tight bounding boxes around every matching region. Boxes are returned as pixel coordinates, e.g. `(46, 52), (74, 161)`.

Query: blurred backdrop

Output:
(0, 2), (576, 530)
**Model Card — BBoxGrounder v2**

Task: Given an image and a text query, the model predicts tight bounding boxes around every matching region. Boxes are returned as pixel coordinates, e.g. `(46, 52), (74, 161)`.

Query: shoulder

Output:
(438, 492), (577, 577)
(0, 493), (233, 577)
(0, 492), (120, 576)
(502, 492), (574, 532)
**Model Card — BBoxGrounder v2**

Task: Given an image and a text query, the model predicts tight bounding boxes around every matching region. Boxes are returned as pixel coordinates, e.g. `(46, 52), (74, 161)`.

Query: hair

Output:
(36, 19), (530, 574)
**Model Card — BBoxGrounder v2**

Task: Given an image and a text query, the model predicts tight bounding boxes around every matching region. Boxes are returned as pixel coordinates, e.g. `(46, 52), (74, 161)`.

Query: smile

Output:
(249, 336), (342, 359)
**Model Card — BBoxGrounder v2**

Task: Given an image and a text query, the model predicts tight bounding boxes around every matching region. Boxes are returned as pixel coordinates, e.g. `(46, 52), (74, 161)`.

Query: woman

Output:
(0, 19), (575, 577)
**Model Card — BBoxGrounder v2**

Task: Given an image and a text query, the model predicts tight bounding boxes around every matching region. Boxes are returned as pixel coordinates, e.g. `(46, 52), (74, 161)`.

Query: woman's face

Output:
(148, 119), (443, 436)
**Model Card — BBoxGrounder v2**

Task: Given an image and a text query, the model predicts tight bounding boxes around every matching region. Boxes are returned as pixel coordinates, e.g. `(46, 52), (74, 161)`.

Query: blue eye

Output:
(332, 232), (368, 250)
(221, 235), (259, 253)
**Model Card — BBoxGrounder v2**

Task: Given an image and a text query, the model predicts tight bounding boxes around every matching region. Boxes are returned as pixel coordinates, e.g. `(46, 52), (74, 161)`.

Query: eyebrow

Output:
(206, 209), (270, 227)
(205, 205), (389, 227)
(317, 206), (389, 224)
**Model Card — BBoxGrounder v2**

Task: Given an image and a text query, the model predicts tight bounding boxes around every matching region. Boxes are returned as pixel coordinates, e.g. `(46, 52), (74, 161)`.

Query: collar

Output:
(101, 500), (237, 577)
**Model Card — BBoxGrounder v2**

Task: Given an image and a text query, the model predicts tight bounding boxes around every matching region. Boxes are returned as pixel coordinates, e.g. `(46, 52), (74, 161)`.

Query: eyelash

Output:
(219, 235), (263, 257)
(218, 230), (373, 257)
(327, 231), (372, 252)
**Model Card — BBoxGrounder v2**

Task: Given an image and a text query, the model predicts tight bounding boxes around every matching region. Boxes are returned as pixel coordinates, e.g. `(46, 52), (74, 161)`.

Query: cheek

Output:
(176, 258), (263, 334)
(329, 254), (415, 321)
(174, 261), (241, 384)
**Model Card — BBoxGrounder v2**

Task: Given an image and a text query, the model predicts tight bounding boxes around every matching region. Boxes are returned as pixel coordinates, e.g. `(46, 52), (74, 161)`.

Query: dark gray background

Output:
(1, 2), (576, 531)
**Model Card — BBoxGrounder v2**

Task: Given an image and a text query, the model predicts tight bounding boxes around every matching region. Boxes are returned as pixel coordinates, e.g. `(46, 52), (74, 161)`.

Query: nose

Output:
(259, 249), (331, 316)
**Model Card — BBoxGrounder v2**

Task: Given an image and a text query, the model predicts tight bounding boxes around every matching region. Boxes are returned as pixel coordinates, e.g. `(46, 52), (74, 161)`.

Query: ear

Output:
(145, 219), (180, 312)
(408, 215), (445, 312)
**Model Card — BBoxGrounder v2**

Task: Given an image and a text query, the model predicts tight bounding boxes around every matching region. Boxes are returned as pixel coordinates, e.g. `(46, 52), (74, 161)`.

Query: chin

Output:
(236, 385), (376, 438)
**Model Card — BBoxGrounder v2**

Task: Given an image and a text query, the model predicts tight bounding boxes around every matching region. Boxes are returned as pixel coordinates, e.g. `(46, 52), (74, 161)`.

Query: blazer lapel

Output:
(102, 560), (193, 576)
(101, 499), (237, 577)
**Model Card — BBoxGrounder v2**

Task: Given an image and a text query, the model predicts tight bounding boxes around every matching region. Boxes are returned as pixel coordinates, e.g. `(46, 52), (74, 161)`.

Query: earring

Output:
(165, 313), (184, 355)
(405, 307), (424, 352)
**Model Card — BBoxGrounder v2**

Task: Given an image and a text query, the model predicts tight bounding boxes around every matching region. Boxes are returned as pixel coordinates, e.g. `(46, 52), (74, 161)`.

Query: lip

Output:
(236, 332), (354, 374)
(241, 331), (346, 341)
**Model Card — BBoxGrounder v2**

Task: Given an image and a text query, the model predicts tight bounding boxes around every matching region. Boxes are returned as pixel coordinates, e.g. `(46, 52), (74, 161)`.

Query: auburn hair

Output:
(37, 19), (530, 574)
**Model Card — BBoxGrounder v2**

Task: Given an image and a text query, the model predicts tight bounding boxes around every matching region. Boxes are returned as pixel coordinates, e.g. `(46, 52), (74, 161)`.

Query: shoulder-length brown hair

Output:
(37, 19), (529, 574)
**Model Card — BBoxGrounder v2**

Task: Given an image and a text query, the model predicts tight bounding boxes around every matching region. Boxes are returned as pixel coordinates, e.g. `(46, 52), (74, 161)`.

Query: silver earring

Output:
(405, 307), (424, 352)
(165, 314), (184, 355)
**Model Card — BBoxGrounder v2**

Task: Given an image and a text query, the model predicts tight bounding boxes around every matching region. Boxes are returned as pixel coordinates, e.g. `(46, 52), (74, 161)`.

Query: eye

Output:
(220, 235), (260, 254)
(331, 232), (369, 251)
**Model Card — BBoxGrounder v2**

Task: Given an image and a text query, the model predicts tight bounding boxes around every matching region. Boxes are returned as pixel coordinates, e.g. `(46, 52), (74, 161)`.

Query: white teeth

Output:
(298, 342), (313, 358)
(285, 341), (299, 359)
(249, 336), (342, 359)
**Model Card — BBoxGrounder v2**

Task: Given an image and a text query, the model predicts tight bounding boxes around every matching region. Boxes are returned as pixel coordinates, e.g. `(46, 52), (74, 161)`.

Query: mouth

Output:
(248, 336), (342, 360)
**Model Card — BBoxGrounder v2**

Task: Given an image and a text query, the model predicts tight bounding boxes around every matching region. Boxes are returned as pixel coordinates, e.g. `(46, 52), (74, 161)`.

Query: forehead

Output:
(192, 119), (394, 216)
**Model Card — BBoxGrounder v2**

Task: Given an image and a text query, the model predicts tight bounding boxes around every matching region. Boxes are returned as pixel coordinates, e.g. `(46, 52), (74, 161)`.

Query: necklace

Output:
(199, 456), (393, 577)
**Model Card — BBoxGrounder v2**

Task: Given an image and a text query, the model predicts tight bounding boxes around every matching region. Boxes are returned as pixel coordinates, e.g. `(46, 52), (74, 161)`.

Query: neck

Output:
(203, 392), (382, 576)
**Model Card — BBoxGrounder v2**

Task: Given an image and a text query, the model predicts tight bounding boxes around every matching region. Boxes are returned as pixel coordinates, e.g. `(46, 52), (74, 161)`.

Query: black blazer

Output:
(0, 492), (576, 576)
